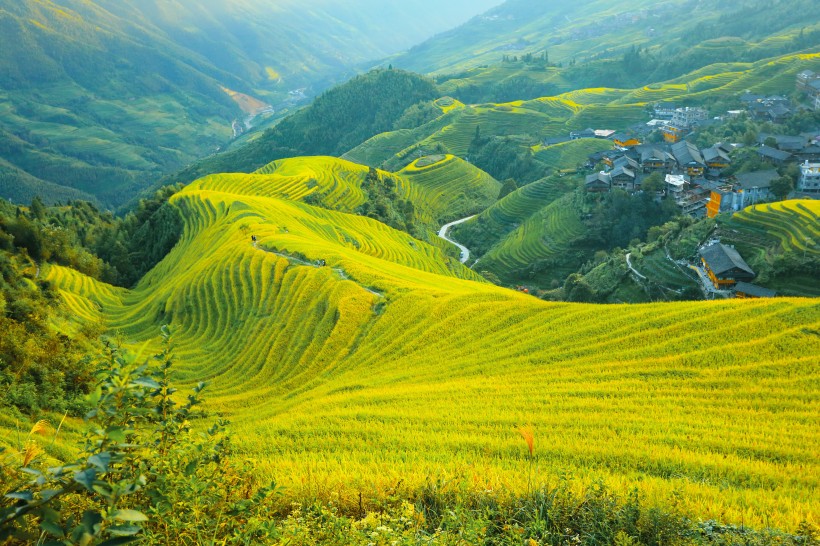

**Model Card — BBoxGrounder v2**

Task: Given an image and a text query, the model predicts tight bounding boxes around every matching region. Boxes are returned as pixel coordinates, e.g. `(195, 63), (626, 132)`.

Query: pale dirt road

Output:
(438, 216), (476, 264)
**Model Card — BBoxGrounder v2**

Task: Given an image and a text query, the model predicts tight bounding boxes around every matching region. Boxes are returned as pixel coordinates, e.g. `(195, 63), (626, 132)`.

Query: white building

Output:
(671, 107), (707, 128)
(665, 174), (688, 203)
(799, 161), (820, 194)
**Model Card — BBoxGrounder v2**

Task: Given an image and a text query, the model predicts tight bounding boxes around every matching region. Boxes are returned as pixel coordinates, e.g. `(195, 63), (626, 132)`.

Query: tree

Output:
(29, 196), (46, 221)
(742, 129), (758, 146)
(564, 273), (597, 303)
(771, 175), (794, 199)
(642, 172), (665, 193)
(498, 178), (518, 200)
(0, 328), (279, 544)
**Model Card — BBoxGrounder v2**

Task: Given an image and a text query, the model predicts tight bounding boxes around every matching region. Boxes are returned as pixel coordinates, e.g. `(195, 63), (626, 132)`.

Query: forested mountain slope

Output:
(169, 70), (440, 185)
(0, 0), (497, 206)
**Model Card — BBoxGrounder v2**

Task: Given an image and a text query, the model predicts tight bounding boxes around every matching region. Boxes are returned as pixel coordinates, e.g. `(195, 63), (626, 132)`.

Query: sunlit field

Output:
(44, 163), (820, 531)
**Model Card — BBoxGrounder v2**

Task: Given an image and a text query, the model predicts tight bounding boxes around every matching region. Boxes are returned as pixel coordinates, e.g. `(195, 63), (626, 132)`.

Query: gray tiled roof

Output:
(735, 282), (776, 298)
(700, 244), (755, 277)
(735, 170), (779, 190)
(672, 141), (705, 166)
(702, 146), (731, 163)
(756, 146), (792, 162)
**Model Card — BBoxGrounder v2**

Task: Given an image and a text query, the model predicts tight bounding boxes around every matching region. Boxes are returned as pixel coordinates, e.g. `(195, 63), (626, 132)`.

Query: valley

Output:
(1, 0), (819, 544)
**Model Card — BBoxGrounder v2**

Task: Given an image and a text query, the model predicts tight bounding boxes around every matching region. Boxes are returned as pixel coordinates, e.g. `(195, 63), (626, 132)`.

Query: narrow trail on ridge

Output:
(255, 244), (385, 299)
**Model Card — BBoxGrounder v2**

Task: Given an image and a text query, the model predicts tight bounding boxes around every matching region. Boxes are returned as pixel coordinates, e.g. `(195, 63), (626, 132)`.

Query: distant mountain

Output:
(0, 0), (499, 206)
(391, 0), (820, 76)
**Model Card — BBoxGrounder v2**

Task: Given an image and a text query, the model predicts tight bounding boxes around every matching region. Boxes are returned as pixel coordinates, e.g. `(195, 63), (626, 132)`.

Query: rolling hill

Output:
(31, 160), (820, 535)
(719, 200), (820, 297)
(339, 52), (820, 182)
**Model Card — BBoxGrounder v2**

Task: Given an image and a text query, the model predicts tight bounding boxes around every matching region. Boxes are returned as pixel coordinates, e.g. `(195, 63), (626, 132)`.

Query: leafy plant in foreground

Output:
(0, 327), (279, 545)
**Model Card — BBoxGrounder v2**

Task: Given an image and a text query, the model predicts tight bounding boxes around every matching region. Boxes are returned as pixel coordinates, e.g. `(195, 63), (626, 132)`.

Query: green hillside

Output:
(453, 174), (578, 259)
(475, 192), (589, 283)
(337, 52), (820, 184)
(398, 155), (501, 221)
(26, 164), (819, 538)
(0, 0), (495, 206)
(532, 138), (612, 171)
(169, 70), (439, 186)
(566, 201), (820, 304)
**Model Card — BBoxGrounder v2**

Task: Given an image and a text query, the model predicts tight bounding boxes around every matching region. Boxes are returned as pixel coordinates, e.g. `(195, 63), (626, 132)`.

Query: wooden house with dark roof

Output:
(795, 145), (820, 162)
(740, 93), (765, 105)
(637, 145), (674, 172)
(585, 172), (611, 192)
(758, 134), (808, 152)
(610, 165), (637, 191)
(701, 145), (731, 170)
(611, 155), (640, 171)
(571, 128), (596, 140)
(808, 79), (820, 99)
(797, 70), (818, 92)
(671, 141), (705, 177)
(700, 244), (755, 289)
(756, 145), (792, 164)
(734, 169), (778, 205)
(735, 282), (776, 299)
(767, 104), (792, 124)
(601, 150), (624, 167)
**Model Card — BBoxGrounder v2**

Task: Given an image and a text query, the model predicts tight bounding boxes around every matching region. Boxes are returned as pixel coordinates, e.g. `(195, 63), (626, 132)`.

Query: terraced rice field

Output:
(343, 109), (458, 168)
(533, 139), (613, 170)
(399, 155), (500, 220)
(731, 200), (820, 256)
(566, 104), (648, 131)
(212, 155), (495, 230)
(633, 249), (699, 290)
(346, 53), (820, 178)
(44, 164), (820, 532)
(478, 193), (587, 278)
(455, 174), (577, 253)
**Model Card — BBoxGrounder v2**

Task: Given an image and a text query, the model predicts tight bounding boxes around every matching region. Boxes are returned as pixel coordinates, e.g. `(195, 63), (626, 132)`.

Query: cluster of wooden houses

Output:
(584, 139), (746, 216)
(582, 125), (820, 217)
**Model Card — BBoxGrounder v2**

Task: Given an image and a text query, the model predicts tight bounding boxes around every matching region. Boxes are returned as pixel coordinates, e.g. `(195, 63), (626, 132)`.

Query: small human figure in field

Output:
(251, 235), (257, 246)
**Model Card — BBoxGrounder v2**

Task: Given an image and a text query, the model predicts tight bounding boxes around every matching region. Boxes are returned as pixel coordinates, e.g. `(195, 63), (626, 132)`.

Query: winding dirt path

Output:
(625, 252), (646, 280)
(438, 216), (475, 264)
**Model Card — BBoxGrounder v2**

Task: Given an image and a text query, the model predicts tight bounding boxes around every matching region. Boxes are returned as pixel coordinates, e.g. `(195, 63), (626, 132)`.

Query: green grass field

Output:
(532, 139), (612, 171)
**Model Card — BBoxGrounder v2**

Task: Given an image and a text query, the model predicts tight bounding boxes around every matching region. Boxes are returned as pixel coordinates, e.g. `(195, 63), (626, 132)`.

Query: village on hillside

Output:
(576, 71), (820, 211)
(564, 71), (820, 300)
